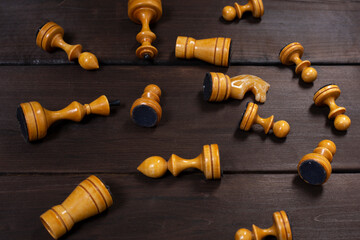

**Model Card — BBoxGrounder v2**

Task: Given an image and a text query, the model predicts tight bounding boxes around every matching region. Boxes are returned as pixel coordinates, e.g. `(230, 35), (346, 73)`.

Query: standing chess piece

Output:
(313, 84), (351, 131)
(239, 102), (290, 138)
(36, 22), (99, 70)
(137, 144), (221, 179)
(203, 72), (270, 103)
(222, 0), (264, 21)
(40, 175), (113, 239)
(235, 210), (292, 240)
(298, 140), (336, 185)
(17, 96), (120, 142)
(128, 0), (162, 59)
(175, 36), (232, 67)
(279, 42), (317, 83)
(130, 84), (162, 127)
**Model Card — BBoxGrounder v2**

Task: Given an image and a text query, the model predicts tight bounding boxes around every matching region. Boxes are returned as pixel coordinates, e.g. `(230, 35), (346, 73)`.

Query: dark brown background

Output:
(0, 0), (359, 239)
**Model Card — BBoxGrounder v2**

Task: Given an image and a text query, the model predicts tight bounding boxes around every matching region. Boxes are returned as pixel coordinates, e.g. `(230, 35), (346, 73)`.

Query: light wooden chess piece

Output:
(17, 96), (120, 142)
(137, 144), (221, 179)
(239, 102), (290, 138)
(128, 0), (162, 59)
(222, 0), (264, 21)
(279, 42), (317, 83)
(203, 72), (270, 103)
(235, 210), (292, 240)
(130, 84), (162, 127)
(298, 140), (336, 185)
(175, 36), (232, 67)
(40, 175), (113, 239)
(36, 22), (99, 70)
(313, 84), (351, 131)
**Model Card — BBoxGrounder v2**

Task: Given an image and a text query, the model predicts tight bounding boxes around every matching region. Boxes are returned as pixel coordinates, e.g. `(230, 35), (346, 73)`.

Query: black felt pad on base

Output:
(132, 105), (158, 128)
(299, 160), (327, 185)
(203, 73), (213, 101)
(16, 106), (29, 141)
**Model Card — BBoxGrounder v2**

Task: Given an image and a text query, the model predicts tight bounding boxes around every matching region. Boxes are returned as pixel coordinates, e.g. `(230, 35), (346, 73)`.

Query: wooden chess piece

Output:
(235, 210), (292, 240)
(203, 72), (270, 103)
(40, 175), (113, 239)
(279, 42), (317, 83)
(298, 140), (336, 185)
(239, 102), (290, 138)
(137, 144), (221, 179)
(130, 84), (162, 127)
(313, 84), (351, 131)
(17, 96), (120, 142)
(36, 22), (99, 70)
(175, 36), (232, 67)
(128, 0), (162, 59)
(222, 0), (264, 21)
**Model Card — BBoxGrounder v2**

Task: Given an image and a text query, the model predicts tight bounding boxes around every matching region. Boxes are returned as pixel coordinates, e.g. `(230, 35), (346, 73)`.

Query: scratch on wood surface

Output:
(314, 212), (360, 222)
(57, 0), (67, 6)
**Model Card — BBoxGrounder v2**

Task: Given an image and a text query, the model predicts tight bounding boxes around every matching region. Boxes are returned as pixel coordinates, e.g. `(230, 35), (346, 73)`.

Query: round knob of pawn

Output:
(222, 6), (237, 21)
(273, 120), (290, 138)
(145, 84), (162, 97)
(334, 114), (351, 131)
(318, 140), (336, 155)
(78, 52), (99, 70)
(235, 228), (252, 240)
(301, 67), (317, 83)
(137, 156), (168, 178)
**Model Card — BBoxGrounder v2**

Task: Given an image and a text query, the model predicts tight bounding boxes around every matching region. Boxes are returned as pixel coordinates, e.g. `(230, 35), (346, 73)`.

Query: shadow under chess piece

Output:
(313, 84), (351, 131)
(40, 175), (113, 239)
(279, 42), (317, 83)
(203, 72), (270, 103)
(17, 95), (120, 142)
(137, 144), (221, 179)
(130, 84), (162, 127)
(235, 210), (292, 240)
(175, 36), (232, 67)
(298, 140), (336, 185)
(36, 22), (99, 70)
(239, 102), (290, 138)
(222, 0), (264, 21)
(128, 0), (162, 59)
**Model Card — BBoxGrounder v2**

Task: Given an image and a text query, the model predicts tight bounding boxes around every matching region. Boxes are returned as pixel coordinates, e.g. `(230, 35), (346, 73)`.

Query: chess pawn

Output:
(137, 144), (221, 179)
(279, 42), (317, 83)
(128, 0), (162, 59)
(130, 84), (162, 127)
(203, 72), (270, 103)
(298, 140), (336, 185)
(222, 0), (264, 21)
(175, 36), (232, 67)
(239, 102), (290, 138)
(17, 95), (120, 142)
(235, 210), (292, 240)
(36, 22), (99, 70)
(40, 175), (113, 239)
(314, 84), (351, 131)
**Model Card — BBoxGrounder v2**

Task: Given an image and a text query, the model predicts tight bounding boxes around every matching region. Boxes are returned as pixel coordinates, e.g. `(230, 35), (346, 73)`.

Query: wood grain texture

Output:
(0, 0), (359, 65)
(0, 65), (359, 173)
(1, 174), (359, 240)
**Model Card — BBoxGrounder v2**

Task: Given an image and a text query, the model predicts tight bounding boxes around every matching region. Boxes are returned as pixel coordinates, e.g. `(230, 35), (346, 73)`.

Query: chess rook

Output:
(298, 140), (336, 185)
(222, 0), (264, 21)
(40, 175), (113, 239)
(175, 36), (232, 67)
(36, 22), (99, 70)
(239, 102), (290, 138)
(17, 95), (119, 142)
(279, 42), (317, 83)
(235, 210), (292, 240)
(313, 84), (351, 131)
(128, 0), (162, 59)
(130, 84), (162, 127)
(203, 72), (270, 103)
(137, 144), (221, 179)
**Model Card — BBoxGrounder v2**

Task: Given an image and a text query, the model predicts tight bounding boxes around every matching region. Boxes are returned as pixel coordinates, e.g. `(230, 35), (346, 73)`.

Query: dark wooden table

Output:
(1, 0), (359, 239)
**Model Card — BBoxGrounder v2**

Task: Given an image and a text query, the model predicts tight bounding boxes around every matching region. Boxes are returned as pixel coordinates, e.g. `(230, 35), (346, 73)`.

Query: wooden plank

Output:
(1, 173), (359, 239)
(0, 65), (359, 173)
(0, 0), (359, 64)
